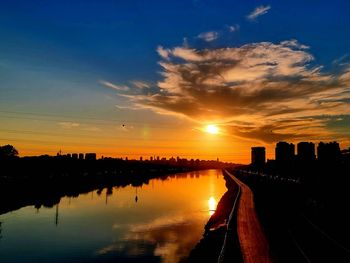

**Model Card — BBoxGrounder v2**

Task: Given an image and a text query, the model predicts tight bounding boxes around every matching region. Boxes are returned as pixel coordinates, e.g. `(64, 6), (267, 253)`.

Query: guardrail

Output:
(217, 169), (242, 263)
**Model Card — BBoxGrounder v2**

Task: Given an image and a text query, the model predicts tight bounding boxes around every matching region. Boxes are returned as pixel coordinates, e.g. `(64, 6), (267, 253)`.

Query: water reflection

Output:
(135, 187), (139, 203)
(97, 214), (204, 263)
(208, 197), (217, 216)
(55, 204), (59, 226)
(0, 169), (226, 263)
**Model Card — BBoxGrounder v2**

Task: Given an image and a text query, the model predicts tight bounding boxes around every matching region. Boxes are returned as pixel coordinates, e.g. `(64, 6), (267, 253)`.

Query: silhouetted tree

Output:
(0, 145), (18, 159)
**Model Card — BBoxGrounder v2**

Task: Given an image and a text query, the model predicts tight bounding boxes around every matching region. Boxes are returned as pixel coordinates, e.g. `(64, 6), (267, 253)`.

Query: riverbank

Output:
(186, 171), (242, 263)
(233, 167), (350, 262)
(0, 157), (234, 215)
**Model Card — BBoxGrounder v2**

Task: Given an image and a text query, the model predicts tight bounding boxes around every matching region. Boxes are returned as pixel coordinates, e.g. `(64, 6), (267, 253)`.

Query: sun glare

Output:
(208, 196), (217, 215)
(205, 124), (219, 134)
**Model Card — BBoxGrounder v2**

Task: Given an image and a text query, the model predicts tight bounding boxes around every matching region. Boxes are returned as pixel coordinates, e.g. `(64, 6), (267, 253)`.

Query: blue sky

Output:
(1, 0), (350, 83)
(1, 1), (350, 160)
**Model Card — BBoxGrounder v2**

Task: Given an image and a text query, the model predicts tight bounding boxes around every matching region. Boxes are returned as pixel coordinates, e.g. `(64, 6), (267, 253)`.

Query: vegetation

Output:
(0, 144), (18, 159)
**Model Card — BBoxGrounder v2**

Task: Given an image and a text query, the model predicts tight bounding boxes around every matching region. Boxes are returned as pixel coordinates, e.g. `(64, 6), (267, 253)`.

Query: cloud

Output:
(115, 39), (350, 143)
(58, 122), (80, 129)
(280, 39), (309, 49)
(197, 31), (219, 42)
(183, 37), (189, 47)
(96, 214), (203, 262)
(332, 53), (349, 66)
(228, 24), (240, 32)
(247, 5), (271, 21)
(130, 80), (151, 89)
(100, 80), (129, 91)
(227, 118), (334, 143)
(157, 46), (170, 60)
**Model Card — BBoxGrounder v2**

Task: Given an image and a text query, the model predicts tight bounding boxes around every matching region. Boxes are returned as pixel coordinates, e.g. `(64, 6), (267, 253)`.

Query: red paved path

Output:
(225, 170), (273, 263)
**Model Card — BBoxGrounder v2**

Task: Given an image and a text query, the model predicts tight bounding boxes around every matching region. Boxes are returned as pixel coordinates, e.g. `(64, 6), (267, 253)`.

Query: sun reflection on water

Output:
(0, 169), (228, 263)
(208, 196), (217, 216)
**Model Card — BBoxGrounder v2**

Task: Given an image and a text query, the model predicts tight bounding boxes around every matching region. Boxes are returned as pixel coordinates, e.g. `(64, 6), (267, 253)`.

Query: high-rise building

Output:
(297, 142), (315, 162)
(85, 153), (96, 161)
(72, 153), (78, 160)
(78, 153), (84, 160)
(275, 142), (295, 163)
(251, 147), (266, 168)
(317, 141), (341, 162)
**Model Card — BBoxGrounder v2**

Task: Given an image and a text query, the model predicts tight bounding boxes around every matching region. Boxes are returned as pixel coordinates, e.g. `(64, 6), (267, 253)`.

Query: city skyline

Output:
(250, 140), (348, 166)
(1, 1), (350, 163)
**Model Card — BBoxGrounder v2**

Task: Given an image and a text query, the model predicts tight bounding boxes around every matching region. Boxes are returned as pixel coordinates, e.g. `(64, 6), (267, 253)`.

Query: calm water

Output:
(0, 169), (227, 263)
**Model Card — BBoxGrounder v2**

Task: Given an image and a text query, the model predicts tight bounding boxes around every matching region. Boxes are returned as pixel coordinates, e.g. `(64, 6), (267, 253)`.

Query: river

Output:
(0, 169), (227, 263)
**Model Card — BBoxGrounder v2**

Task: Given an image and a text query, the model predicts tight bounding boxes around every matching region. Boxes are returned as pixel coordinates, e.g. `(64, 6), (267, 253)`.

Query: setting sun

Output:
(205, 125), (219, 134)
(1, 1), (350, 263)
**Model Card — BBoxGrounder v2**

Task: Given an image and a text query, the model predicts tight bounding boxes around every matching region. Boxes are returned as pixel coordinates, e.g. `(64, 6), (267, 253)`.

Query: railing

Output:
(217, 169), (242, 263)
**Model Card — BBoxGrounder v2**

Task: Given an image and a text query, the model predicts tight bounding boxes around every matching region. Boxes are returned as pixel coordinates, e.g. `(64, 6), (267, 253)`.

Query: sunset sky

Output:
(1, 0), (350, 163)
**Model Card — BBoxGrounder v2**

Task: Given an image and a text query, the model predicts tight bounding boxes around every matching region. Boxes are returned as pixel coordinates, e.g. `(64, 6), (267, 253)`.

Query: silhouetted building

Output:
(251, 147), (266, 168)
(297, 142), (315, 162)
(72, 153), (78, 160)
(317, 141), (341, 162)
(78, 153), (84, 160)
(85, 153), (96, 161)
(275, 142), (295, 163)
(341, 148), (350, 162)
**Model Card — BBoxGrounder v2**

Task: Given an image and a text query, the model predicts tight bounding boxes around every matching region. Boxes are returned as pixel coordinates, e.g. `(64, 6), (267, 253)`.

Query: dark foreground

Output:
(2, 160), (349, 263)
(189, 164), (350, 263)
(0, 157), (231, 215)
(234, 164), (350, 263)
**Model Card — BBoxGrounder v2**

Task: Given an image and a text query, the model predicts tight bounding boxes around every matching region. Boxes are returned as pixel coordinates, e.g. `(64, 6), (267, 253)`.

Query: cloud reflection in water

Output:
(96, 214), (204, 263)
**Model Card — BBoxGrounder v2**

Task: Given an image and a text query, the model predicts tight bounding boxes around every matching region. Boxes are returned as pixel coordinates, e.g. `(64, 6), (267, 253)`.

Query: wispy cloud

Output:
(332, 53), (349, 65)
(247, 5), (271, 21)
(228, 24), (240, 32)
(197, 31), (219, 42)
(157, 46), (170, 60)
(130, 80), (151, 89)
(100, 80), (129, 91)
(58, 122), (80, 129)
(114, 39), (350, 143)
(280, 39), (309, 49)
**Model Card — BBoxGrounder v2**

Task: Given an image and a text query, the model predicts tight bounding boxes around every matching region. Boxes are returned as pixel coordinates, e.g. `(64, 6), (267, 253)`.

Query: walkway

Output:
(224, 170), (273, 263)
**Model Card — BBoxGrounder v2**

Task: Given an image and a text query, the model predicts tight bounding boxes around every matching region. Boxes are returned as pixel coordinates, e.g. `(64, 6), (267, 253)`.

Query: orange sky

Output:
(3, 109), (347, 164)
(2, 3), (350, 162)
(1, 112), (258, 163)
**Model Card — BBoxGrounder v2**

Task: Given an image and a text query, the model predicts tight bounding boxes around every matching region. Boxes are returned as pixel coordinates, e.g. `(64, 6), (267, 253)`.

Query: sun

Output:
(205, 124), (219, 134)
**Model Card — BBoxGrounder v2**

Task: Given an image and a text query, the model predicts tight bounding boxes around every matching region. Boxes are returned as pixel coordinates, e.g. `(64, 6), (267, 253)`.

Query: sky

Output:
(1, 0), (350, 163)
